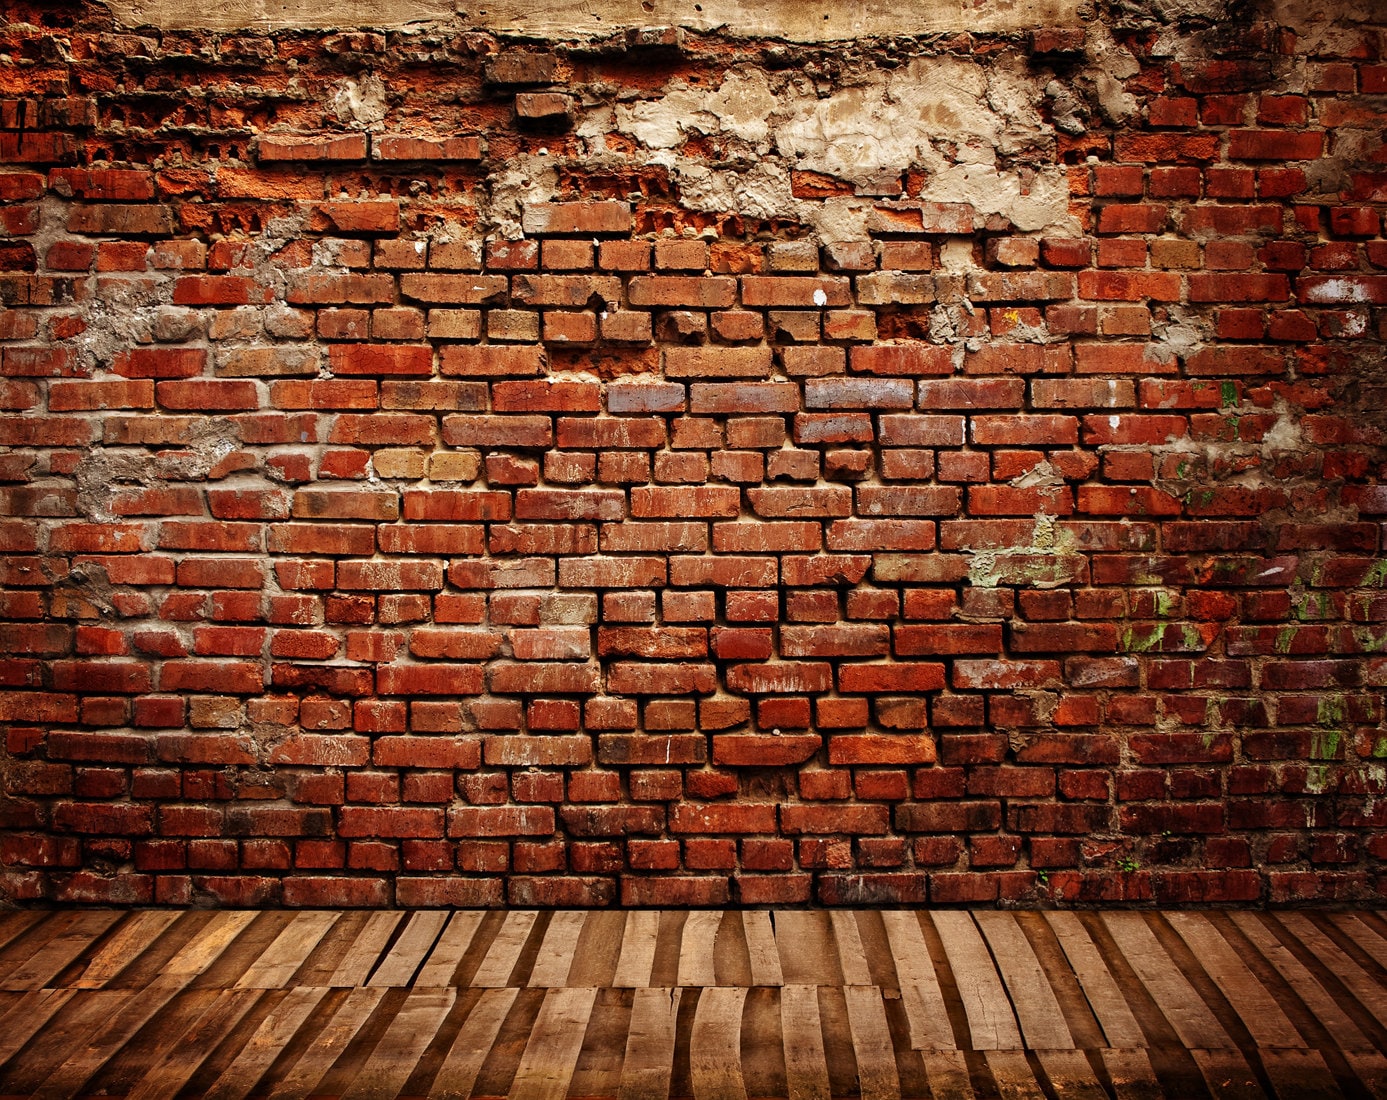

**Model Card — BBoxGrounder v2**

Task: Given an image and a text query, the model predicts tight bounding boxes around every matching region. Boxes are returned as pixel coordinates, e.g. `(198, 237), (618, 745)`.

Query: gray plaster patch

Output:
(609, 58), (1074, 234)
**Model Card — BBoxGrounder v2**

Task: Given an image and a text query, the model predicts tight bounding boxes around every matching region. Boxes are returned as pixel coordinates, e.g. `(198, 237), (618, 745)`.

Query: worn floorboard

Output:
(0, 909), (1382, 1098)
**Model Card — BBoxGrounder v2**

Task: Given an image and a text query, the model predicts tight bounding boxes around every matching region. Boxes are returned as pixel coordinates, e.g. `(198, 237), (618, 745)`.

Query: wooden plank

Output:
(328, 912), (403, 988)
(842, 986), (900, 1100)
(567, 911), (625, 988)
(1164, 912), (1305, 1048)
(1044, 913), (1145, 1049)
(73, 910), (180, 989)
(743, 911), (784, 987)
(368, 910), (448, 988)
(984, 1051), (1046, 1100)
(237, 912), (340, 990)
(0, 910), (121, 991)
(1260, 1049), (1344, 1100)
(1332, 912), (1387, 969)
(0, 987), (77, 1070)
(1346, 1053), (1387, 1100)
(15, 989), (132, 1097)
(159, 911), (260, 983)
(831, 912), (873, 987)
(201, 987), (329, 1100)
(568, 987), (631, 1099)
(1035, 1050), (1108, 1100)
(264, 986), (386, 1100)
(0, 911), (81, 982)
(921, 1052), (975, 1100)
(1098, 1049), (1164, 1100)
(124, 989), (262, 1100)
(472, 911), (538, 988)
(1188, 1050), (1265, 1100)
(974, 912), (1072, 1049)
(1228, 912), (1376, 1054)
(509, 986), (598, 1100)
(781, 985), (829, 1100)
(774, 912), (835, 986)
(614, 911), (661, 989)
(432, 987), (520, 1100)
(1096, 918), (1268, 1100)
(417, 911), (485, 988)
(619, 987), (682, 1100)
(881, 911), (955, 1051)
(931, 911), (1022, 1051)
(340, 987), (457, 1100)
(735, 987), (777, 1099)
(1098, 913), (1233, 1051)
(1272, 912), (1387, 1024)
(30, 987), (181, 1100)
(678, 911), (721, 988)
(529, 911), (587, 988)
(0, 911), (44, 955)
(690, 986), (748, 1100)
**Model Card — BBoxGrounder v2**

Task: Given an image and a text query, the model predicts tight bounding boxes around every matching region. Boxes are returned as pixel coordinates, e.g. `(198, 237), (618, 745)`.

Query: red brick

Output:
(258, 133), (367, 161)
(440, 415), (552, 449)
(686, 382), (798, 415)
(522, 201), (632, 235)
(514, 489), (624, 522)
(439, 345), (545, 377)
(312, 201), (399, 234)
(850, 344), (953, 375)
(712, 734), (821, 766)
(669, 803), (776, 834)
(374, 135), (482, 161)
(1188, 274), (1289, 302)
(1097, 203), (1168, 234)
(68, 204), (174, 236)
(112, 347), (206, 379)
(628, 276), (736, 308)
(173, 275), (274, 306)
(1227, 129), (1324, 161)
(156, 379), (259, 411)
(1078, 270), (1181, 301)
(741, 276), (851, 307)
(630, 486), (740, 518)
(329, 344), (432, 376)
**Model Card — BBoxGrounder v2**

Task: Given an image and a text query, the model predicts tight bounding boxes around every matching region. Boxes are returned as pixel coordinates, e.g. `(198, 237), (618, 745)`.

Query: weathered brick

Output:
(522, 201), (632, 235)
(373, 135), (483, 161)
(688, 382), (800, 415)
(258, 133), (367, 161)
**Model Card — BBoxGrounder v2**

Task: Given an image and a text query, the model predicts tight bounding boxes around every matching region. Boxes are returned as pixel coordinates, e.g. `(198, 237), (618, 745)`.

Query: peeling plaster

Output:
(610, 58), (1075, 235)
(105, 0), (1082, 35)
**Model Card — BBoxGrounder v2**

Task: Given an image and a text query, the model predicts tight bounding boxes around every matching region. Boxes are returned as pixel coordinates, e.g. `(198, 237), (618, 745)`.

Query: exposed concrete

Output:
(608, 57), (1074, 235)
(106, 0), (1081, 34)
(332, 74), (389, 129)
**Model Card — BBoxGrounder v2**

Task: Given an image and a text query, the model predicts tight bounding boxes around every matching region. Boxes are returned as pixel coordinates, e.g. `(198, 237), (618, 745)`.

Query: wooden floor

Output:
(0, 909), (1385, 1099)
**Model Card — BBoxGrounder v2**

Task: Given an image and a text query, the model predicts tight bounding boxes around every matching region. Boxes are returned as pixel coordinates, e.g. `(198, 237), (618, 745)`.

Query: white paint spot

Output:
(812, 288), (828, 307)
(1305, 277), (1367, 303)
(1108, 415), (1119, 429)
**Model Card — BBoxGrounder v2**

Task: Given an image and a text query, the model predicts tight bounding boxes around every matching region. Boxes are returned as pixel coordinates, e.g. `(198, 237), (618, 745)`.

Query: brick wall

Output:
(2, 0), (1385, 908)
